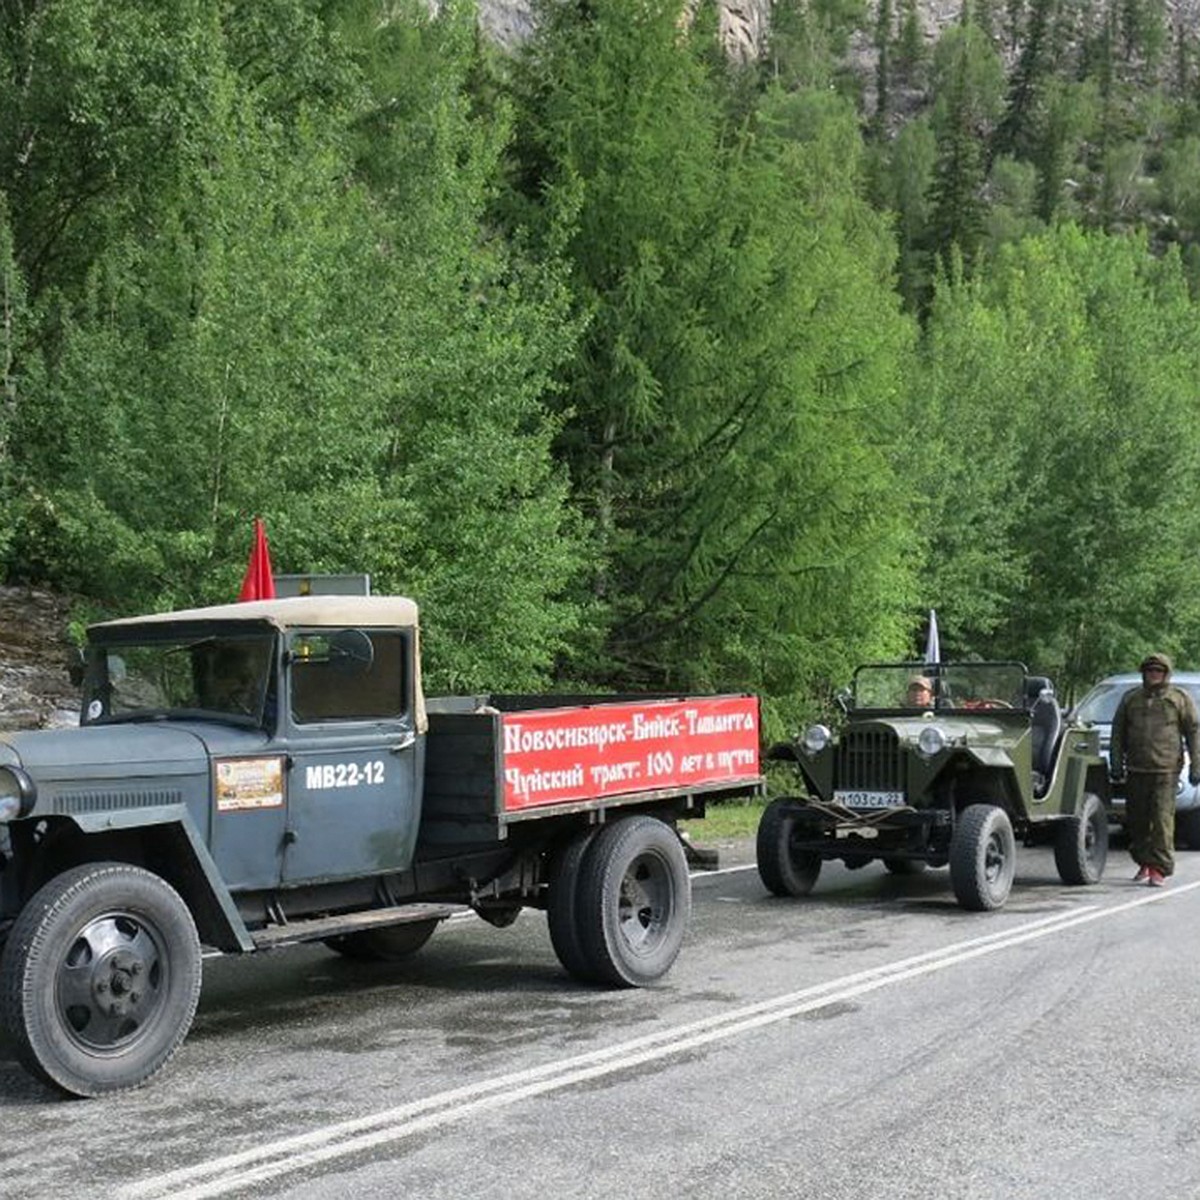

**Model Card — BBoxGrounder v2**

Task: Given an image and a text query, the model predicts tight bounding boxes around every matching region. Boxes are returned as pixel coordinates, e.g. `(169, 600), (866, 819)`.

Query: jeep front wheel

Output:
(0, 863), (202, 1097)
(950, 805), (1016, 911)
(756, 798), (822, 897)
(1053, 792), (1108, 885)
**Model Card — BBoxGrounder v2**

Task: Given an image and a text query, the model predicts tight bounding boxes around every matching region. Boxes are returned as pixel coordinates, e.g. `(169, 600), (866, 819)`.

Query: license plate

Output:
(834, 789), (904, 809)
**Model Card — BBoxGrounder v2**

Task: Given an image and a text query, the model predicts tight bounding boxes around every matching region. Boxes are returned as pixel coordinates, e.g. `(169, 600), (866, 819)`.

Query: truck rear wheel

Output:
(1053, 792), (1108, 885)
(756, 798), (822, 897)
(574, 816), (690, 987)
(950, 804), (1016, 911)
(323, 920), (439, 961)
(546, 827), (601, 982)
(0, 863), (201, 1097)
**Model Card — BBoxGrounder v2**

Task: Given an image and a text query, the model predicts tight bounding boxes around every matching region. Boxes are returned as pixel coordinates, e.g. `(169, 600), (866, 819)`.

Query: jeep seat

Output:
(1026, 676), (1063, 790)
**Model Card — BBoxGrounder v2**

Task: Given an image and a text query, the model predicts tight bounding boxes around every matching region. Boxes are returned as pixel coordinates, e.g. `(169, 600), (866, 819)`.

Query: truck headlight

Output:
(800, 724), (831, 756)
(917, 726), (947, 760)
(0, 766), (36, 822)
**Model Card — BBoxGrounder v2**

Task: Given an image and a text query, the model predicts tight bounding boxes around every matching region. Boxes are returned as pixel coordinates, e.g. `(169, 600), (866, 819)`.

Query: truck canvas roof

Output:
(89, 594), (421, 632)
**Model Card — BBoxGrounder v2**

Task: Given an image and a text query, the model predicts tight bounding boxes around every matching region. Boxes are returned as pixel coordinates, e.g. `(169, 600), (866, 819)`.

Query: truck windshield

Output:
(81, 633), (275, 726)
(852, 663), (1028, 711)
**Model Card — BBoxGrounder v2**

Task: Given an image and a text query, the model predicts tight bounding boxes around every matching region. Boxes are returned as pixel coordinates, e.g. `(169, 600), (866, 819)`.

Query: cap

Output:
(1139, 652), (1173, 673)
(906, 674), (933, 690)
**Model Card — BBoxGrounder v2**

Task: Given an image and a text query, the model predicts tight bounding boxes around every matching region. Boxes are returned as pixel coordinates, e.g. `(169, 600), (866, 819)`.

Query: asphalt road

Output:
(2, 838), (1198, 1200)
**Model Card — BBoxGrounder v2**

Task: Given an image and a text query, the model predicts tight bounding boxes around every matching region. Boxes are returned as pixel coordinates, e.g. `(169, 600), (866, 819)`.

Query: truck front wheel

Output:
(1054, 792), (1108, 885)
(756, 798), (822, 897)
(0, 863), (202, 1097)
(574, 817), (690, 987)
(950, 804), (1016, 911)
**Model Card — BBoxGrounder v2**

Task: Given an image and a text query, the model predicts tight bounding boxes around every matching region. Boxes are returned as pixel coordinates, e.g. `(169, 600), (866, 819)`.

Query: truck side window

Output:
(290, 630), (406, 723)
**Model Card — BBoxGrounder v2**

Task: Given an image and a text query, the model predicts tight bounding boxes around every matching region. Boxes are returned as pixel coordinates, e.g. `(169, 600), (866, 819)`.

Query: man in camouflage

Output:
(1110, 652), (1200, 887)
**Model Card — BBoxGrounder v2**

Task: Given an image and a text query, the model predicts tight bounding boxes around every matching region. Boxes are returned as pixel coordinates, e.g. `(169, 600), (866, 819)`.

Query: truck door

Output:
(279, 627), (421, 885)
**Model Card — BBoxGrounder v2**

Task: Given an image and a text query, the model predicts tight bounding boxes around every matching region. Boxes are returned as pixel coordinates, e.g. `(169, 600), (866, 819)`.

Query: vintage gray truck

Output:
(0, 595), (762, 1096)
(757, 660), (1110, 912)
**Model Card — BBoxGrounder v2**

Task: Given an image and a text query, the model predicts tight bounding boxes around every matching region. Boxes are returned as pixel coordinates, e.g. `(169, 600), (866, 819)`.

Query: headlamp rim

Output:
(0, 765), (36, 821)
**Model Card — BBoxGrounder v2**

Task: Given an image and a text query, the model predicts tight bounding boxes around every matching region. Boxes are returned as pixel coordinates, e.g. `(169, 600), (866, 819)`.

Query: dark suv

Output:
(758, 661), (1111, 910)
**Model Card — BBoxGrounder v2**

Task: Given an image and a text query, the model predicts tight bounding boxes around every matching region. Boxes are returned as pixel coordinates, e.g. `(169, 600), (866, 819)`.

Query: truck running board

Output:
(250, 902), (465, 951)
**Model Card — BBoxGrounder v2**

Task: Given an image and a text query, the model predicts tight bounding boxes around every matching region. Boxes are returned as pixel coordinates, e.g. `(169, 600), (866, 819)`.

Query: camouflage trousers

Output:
(1125, 772), (1176, 875)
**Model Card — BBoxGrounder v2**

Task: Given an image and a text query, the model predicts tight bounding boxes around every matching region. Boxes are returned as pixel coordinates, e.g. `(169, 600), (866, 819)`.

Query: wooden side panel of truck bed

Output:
(419, 694), (762, 849)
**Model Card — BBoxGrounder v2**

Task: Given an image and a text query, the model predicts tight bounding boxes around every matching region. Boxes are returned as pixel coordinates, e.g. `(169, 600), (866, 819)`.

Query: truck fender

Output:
(54, 805), (252, 953)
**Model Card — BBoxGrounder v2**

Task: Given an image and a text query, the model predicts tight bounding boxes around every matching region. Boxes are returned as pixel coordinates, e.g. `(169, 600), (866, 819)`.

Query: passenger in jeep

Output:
(904, 675), (934, 708)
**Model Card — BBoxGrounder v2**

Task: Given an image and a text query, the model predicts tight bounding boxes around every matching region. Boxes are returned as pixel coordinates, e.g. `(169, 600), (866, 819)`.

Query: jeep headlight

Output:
(0, 766), (35, 822)
(800, 724), (832, 756)
(916, 725), (947, 760)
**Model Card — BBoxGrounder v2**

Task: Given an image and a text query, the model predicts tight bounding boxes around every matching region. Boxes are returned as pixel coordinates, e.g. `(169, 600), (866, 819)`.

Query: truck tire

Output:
(546, 827), (601, 982)
(1176, 807), (1200, 850)
(574, 816), (690, 988)
(323, 920), (439, 961)
(949, 804), (1016, 911)
(1053, 792), (1108, 885)
(0, 862), (201, 1097)
(756, 798), (822, 897)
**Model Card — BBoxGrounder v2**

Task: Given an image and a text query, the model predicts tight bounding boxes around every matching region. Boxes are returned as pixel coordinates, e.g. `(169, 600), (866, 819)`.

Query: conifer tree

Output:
(874, 0), (894, 135)
(926, 26), (1003, 270)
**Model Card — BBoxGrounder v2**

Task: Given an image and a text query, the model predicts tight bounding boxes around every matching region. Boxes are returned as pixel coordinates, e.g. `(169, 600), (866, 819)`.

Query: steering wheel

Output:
(962, 698), (1013, 710)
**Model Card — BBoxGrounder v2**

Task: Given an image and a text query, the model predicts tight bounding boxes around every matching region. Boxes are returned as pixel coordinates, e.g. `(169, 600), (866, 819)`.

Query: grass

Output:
(684, 796), (769, 841)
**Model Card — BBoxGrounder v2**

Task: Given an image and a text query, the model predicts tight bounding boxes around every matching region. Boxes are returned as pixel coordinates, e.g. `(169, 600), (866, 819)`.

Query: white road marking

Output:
(122, 880), (1200, 1200)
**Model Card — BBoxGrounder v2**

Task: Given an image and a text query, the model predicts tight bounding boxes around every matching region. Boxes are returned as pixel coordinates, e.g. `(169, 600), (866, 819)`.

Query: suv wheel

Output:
(950, 805), (1016, 911)
(1176, 808), (1200, 850)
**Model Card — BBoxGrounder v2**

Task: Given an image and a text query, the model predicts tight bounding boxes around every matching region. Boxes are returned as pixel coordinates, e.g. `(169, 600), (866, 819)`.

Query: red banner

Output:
(501, 695), (760, 811)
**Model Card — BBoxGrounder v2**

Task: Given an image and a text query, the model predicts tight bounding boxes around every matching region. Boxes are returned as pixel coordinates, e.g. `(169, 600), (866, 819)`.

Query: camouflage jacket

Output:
(1110, 683), (1200, 775)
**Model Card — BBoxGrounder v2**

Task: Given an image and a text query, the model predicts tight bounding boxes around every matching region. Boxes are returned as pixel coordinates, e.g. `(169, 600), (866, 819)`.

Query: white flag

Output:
(924, 609), (940, 665)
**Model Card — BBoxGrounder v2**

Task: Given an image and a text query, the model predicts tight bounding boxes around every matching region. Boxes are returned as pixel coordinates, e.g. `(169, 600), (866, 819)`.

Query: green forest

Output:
(3, 0), (1200, 733)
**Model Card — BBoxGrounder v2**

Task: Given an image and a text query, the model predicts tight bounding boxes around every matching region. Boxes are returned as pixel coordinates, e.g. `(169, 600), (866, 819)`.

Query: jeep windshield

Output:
(851, 663), (1028, 712)
(81, 632), (275, 727)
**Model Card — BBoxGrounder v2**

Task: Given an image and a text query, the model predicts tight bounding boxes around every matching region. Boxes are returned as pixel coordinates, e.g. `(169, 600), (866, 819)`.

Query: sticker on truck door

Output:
(215, 756), (285, 811)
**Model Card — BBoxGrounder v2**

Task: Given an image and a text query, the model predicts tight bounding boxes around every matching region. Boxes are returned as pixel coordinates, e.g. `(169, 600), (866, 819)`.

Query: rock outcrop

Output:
(0, 586), (79, 731)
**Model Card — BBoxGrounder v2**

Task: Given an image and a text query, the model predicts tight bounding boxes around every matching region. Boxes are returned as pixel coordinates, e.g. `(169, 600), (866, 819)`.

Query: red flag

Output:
(238, 517), (276, 601)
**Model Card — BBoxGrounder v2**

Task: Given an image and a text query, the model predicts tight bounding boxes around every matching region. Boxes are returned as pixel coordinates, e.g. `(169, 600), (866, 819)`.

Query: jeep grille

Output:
(836, 729), (904, 791)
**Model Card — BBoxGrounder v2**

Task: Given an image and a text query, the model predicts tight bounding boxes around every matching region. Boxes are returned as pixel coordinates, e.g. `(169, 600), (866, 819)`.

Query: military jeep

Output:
(757, 661), (1111, 911)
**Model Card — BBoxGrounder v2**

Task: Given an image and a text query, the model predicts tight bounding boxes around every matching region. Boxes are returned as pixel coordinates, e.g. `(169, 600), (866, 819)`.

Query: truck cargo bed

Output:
(419, 693), (762, 850)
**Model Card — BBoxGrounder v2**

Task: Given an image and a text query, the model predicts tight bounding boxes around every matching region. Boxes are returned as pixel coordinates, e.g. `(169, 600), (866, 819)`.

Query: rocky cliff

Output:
(0, 587), (79, 731)
(478, 0), (1200, 66)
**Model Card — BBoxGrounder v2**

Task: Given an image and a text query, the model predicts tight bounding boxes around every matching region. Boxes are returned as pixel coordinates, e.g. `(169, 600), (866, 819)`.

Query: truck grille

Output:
(836, 729), (904, 791)
(50, 788), (184, 814)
